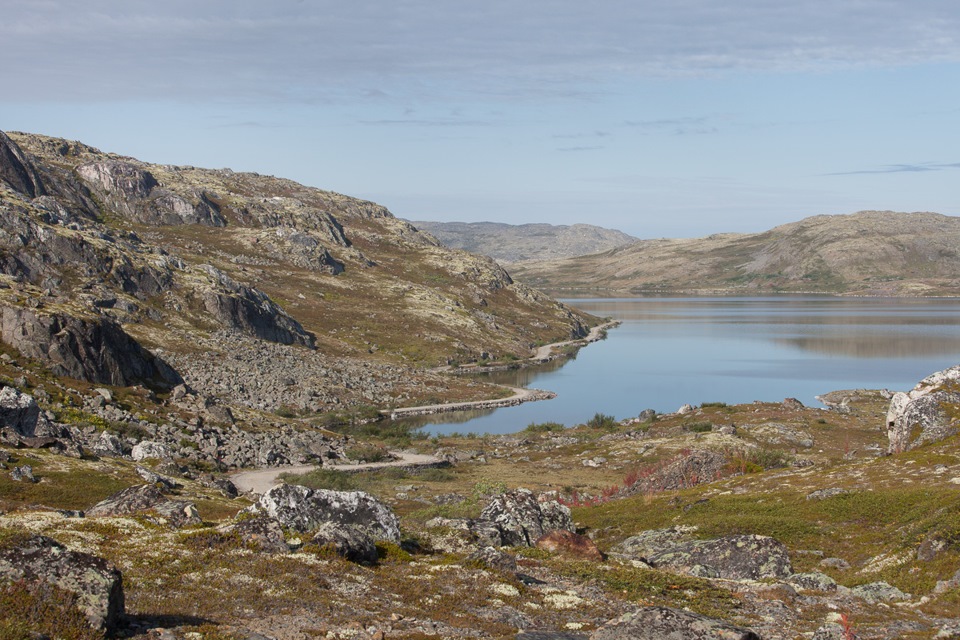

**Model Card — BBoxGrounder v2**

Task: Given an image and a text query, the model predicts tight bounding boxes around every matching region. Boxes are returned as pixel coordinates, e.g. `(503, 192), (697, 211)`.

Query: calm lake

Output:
(399, 296), (960, 436)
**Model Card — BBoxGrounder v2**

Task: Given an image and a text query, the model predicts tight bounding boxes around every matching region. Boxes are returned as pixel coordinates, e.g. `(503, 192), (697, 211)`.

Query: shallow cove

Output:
(397, 296), (960, 436)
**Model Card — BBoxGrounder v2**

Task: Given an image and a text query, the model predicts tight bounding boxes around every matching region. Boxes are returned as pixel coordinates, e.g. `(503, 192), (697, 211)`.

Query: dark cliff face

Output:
(0, 304), (181, 387)
(0, 131), (46, 198)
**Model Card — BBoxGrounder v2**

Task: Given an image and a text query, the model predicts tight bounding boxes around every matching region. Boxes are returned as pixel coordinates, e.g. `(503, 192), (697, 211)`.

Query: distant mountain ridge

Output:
(410, 220), (637, 264)
(511, 210), (960, 296)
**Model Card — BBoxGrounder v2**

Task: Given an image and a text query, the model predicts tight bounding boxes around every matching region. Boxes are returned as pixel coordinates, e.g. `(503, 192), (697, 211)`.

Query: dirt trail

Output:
(231, 452), (443, 495)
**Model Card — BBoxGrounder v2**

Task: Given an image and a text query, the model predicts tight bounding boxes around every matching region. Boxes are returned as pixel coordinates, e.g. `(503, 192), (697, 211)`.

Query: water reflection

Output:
(399, 296), (960, 435)
(776, 335), (960, 358)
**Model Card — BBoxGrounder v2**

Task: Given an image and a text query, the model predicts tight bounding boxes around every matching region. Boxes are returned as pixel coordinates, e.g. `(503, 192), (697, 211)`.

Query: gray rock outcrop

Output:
(217, 514), (289, 554)
(645, 534), (792, 580)
(0, 534), (124, 632)
(617, 528), (800, 583)
(86, 483), (201, 528)
(245, 484), (401, 542)
(76, 160), (226, 227)
(590, 606), (761, 640)
(0, 385), (49, 437)
(887, 365), (960, 452)
(0, 305), (181, 387)
(480, 488), (574, 547)
(197, 264), (315, 347)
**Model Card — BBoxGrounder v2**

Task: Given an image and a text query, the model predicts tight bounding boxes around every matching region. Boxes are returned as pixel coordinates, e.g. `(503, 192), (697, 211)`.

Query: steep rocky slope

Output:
(0, 130), (594, 412)
(513, 211), (960, 296)
(411, 220), (637, 264)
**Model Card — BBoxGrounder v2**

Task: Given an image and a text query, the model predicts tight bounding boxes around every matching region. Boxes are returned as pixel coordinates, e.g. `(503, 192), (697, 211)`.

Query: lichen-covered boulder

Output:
(646, 534), (792, 580)
(217, 514), (289, 554)
(887, 365), (960, 453)
(246, 483), (400, 542)
(591, 606), (761, 640)
(150, 500), (202, 528)
(0, 534), (124, 632)
(87, 483), (167, 517)
(87, 483), (200, 528)
(467, 546), (517, 573)
(850, 581), (909, 603)
(610, 526), (698, 561)
(131, 440), (173, 461)
(480, 488), (573, 547)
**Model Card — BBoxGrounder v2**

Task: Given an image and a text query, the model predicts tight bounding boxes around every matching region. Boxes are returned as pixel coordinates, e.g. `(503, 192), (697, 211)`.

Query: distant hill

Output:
(511, 211), (960, 296)
(410, 221), (637, 264)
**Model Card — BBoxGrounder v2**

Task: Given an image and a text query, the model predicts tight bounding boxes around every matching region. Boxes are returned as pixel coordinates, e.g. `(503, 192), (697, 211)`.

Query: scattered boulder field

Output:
(1, 362), (960, 638)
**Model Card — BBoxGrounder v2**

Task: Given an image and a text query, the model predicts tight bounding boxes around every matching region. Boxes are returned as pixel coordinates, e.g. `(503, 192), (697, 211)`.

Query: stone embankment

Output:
(390, 320), (619, 418)
(386, 386), (555, 419)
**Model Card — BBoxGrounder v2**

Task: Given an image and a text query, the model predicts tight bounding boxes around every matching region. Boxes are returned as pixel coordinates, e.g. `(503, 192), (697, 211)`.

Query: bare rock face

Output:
(887, 365), (960, 453)
(0, 130), (46, 197)
(645, 534), (792, 580)
(77, 160), (226, 226)
(0, 304), (182, 387)
(591, 606), (761, 640)
(246, 484), (401, 543)
(480, 488), (574, 547)
(197, 264), (316, 347)
(0, 534), (125, 632)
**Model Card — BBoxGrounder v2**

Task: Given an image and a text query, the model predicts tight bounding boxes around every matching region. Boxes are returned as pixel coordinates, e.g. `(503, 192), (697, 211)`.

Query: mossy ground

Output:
(2, 390), (959, 638)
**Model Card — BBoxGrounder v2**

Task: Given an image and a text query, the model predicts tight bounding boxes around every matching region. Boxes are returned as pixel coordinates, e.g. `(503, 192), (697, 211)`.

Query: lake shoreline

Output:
(384, 320), (620, 419)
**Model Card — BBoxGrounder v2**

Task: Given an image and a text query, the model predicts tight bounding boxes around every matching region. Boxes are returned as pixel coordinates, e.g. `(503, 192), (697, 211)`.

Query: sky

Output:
(2, 1), (959, 238)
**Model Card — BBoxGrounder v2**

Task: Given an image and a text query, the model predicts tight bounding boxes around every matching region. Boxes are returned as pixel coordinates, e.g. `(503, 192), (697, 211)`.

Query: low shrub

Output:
(279, 468), (360, 491)
(586, 413), (618, 430)
(525, 421), (565, 433)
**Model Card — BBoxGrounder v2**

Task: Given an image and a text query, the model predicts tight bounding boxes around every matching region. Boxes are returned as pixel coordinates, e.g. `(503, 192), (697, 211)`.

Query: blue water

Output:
(398, 296), (960, 435)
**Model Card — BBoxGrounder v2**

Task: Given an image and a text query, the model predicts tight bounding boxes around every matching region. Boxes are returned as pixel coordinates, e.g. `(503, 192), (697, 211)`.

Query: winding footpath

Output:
(232, 321), (619, 495)
(231, 452), (444, 495)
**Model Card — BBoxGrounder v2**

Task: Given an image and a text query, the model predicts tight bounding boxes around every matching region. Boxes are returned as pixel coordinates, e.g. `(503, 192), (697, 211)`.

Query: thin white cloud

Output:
(3, 1), (959, 104)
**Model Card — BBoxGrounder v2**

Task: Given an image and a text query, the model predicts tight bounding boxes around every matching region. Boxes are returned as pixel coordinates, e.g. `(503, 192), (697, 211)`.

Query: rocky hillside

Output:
(513, 211), (960, 296)
(411, 220), (637, 264)
(0, 130), (595, 414)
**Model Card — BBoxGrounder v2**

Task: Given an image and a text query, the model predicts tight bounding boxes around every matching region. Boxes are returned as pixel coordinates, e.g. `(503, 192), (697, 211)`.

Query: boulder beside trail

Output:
(245, 483), (401, 543)
(0, 534), (124, 632)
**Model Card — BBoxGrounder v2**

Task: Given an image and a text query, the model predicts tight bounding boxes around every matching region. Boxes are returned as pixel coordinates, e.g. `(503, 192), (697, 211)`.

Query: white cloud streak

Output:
(3, 0), (959, 104)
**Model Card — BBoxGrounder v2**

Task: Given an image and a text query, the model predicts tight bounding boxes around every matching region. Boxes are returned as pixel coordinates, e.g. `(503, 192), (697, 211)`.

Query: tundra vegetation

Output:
(1, 130), (959, 639)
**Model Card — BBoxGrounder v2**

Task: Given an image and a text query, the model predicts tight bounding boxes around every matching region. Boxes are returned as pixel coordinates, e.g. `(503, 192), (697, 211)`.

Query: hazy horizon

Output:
(3, 1), (959, 237)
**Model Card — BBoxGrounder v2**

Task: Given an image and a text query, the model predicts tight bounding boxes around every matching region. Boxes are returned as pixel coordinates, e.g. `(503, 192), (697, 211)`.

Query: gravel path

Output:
(231, 452), (443, 495)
